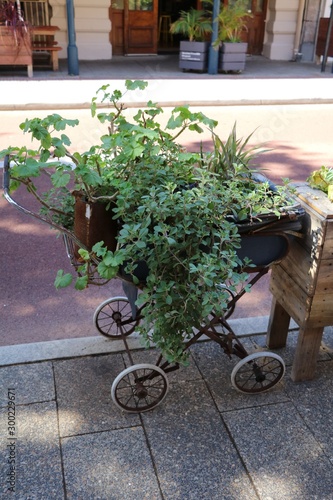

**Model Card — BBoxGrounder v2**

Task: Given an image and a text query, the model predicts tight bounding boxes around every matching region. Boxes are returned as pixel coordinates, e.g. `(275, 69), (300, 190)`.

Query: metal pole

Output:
(66, 0), (79, 75)
(321, 2), (333, 72)
(208, 0), (220, 75)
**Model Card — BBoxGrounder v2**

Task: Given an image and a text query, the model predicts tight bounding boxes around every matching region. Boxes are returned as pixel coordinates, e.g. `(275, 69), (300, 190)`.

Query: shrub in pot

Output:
(170, 8), (212, 72)
(1, 80), (295, 364)
(213, 0), (253, 73)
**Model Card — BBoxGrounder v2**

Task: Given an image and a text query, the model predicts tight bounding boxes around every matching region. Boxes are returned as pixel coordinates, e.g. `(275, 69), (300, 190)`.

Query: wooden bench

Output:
(31, 26), (61, 71)
(21, 0), (62, 71)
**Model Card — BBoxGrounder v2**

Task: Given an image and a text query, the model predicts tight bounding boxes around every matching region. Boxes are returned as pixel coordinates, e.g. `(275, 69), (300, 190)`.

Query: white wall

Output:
(50, 0), (111, 60)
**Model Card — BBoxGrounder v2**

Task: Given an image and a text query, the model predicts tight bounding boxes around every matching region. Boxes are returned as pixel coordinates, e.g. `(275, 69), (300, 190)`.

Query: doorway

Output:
(110, 0), (267, 56)
(157, 1), (197, 53)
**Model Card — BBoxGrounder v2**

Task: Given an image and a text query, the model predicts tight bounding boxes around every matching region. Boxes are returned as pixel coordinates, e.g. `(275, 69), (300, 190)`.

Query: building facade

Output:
(48, 0), (331, 62)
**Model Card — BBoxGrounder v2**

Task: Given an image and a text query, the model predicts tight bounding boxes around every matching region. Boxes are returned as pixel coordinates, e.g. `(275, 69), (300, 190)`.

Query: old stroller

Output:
(3, 156), (305, 413)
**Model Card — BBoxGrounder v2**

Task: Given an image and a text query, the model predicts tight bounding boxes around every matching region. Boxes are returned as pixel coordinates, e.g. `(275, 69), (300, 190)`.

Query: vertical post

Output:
(321, 2), (333, 73)
(66, 0), (79, 75)
(208, 0), (220, 75)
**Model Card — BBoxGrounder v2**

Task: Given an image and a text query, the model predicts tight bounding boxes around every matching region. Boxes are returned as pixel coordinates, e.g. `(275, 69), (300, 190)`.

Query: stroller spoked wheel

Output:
(111, 364), (169, 413)
(93, 297), (139, 338)
(231, 352), (285, 394)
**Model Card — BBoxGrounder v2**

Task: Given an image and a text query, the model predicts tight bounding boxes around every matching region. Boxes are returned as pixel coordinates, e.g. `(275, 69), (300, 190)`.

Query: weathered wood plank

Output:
(291, 326), (324, 381)
(0, 27), (33, 75)
(292, 182), (333, 219)
(269, 265), (311, 327)
(267, 298), (291, 349)
(278, 239), (318, 295)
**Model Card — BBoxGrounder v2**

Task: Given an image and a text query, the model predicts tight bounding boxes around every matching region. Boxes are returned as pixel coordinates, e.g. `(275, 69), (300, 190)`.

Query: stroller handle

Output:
(3, 154), (10, 191)
(2, 154), (92, 256)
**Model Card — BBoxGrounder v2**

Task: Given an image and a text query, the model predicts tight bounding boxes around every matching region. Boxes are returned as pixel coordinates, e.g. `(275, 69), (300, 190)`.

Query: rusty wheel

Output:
(93, 297), (139, 338)
(111, 364), (169, 413)
(231, 352), (285, 394)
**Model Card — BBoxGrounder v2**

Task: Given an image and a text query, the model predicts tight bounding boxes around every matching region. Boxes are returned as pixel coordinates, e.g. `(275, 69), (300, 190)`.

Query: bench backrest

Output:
(21, 0), (51, 26)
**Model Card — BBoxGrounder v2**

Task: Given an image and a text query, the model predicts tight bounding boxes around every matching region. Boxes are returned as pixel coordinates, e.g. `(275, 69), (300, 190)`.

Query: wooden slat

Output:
(0, 27), (32, 74)
(278, 239), (318, 295)
(292, 182), (333, 219)
(269, 265), (311, 327)
(291, 325), (324, 381)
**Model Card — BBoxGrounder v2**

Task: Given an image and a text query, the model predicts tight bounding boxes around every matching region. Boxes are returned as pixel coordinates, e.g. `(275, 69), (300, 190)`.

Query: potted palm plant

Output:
(1, 80), (297, 364)
(0, 0), (32, 76)
(170, 8), (212, 72)
(214, 0), (252, 72)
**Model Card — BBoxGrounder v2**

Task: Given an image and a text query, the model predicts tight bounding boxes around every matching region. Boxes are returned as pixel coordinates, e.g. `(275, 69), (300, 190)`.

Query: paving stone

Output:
(284, 359), (333, 462)
(191, 341), (290, 412)
(53, 354), (140, 437)
(62, 427), (162, 499)
(0, 401), (64, 498)
(223, 401), (333, 499)
(141, 379), (257, 500)
(0, 362), (54, 407)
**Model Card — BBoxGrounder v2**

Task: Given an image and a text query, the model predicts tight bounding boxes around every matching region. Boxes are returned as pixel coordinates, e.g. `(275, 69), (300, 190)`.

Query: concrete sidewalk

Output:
(1, 328), (333, 498)
(1, 54), (333, 109)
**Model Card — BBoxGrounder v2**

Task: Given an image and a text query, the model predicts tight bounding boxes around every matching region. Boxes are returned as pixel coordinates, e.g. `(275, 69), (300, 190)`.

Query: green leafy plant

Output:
(307, 166), (333, 201)
(170, 8), (212, 42)
(1, 80), (294, 365)
(212, 0), (253, 44)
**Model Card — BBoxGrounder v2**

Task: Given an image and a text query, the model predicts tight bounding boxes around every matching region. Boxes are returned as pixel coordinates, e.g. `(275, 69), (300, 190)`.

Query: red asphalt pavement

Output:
(1, 104), (332, 347)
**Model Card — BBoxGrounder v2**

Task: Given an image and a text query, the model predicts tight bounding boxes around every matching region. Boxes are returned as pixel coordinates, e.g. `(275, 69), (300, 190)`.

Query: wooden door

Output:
(246, 0), (268, 55)
(126, 0), (158, 54)
(111, 0), (158, 55)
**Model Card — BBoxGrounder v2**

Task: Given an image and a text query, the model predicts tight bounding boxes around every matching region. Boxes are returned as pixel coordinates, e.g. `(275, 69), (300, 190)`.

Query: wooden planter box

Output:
(179, 41), (209, 72)
(267, 183), (333, 381)
(219, 42), (247, 72)
(0, 26), (33, 77)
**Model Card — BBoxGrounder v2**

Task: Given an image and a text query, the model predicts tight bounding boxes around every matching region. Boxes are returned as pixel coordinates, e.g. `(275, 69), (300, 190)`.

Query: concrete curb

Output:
(0, 315), (298, 366)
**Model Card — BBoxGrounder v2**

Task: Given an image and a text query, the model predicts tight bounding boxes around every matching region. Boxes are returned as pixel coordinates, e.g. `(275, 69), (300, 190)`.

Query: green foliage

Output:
(307, 166), (333, 201)
(170, 8), (212, 42)
(2, 79), (294, 365)
(212, 0), (253, 44)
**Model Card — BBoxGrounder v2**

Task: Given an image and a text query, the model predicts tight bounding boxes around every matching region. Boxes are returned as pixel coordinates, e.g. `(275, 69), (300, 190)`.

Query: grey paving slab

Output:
(54, 354), (140, 437)
(61, 427), (162, 499)
(0, 362), (55, 407)
(223, 401), (333, 499)
(142, 378), (258, 500)
(285, 359), (333, 462)
(191, 341), (290, 412)
(0, 401), (64, 498)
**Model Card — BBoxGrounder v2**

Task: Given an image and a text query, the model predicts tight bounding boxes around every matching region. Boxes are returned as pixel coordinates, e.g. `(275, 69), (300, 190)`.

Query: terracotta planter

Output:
(0, 26), (33, 77)
(73, 195), (118, 258)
